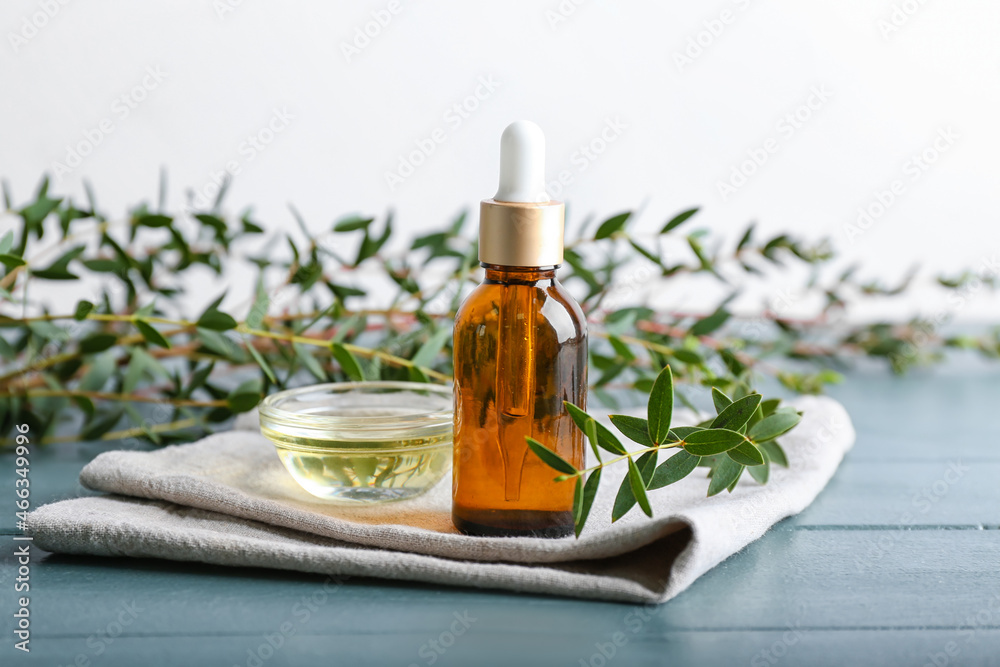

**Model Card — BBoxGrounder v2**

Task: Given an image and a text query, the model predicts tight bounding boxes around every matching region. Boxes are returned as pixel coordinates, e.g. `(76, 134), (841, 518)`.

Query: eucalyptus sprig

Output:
(526, 366), (800, 536)
(1, 174), (996, 446)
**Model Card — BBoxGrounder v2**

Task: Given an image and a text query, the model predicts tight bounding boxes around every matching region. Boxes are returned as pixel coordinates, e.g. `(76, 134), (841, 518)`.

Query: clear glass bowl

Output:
(258, 381), (453, 504)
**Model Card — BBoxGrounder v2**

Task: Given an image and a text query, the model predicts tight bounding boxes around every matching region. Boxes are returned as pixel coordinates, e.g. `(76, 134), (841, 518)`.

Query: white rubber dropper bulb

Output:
(494, 120), (549, 203)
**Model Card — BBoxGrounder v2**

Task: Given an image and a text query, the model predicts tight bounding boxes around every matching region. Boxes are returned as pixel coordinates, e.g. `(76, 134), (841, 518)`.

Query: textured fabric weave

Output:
(28, 395), (854, 603)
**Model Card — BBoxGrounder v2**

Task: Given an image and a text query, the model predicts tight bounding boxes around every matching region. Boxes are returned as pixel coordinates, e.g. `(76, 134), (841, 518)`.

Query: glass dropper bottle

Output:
(452, 120), (587, 538)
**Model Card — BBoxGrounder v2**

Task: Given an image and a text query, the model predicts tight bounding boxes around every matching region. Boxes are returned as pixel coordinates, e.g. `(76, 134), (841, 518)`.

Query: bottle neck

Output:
(482, 263), (558, 284)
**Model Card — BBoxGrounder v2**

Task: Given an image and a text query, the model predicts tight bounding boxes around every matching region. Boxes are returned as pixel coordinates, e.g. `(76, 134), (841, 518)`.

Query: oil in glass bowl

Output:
(258, 382), (453, 504)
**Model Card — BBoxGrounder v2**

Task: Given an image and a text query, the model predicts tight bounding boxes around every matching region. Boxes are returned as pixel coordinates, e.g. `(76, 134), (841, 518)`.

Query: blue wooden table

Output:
(3, 366), (1000, 666)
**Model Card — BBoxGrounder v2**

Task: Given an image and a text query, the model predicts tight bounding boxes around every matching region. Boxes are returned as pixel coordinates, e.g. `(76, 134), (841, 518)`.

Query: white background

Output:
(2, 0), (999, 320)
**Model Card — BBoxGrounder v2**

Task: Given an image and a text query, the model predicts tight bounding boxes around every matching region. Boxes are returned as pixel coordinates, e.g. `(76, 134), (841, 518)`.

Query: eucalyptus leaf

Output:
(594, 212), (630, 240)
(525, 437), (577, 475)
(683, 428), (746, 456)
(748, 411), (802, 442)
(708, 457), (743, 496)
(710, 393), (761, 431)
(711, 387), (733, 413)
(648, 450), (700, 489)
(647, 365), (673, 444)
(564, 402), (626, 455)
(575, 468), (602, 537)
(608, 414), (654, 447)
(760, 441), (789, 467)
(660, 207), (699, 234)
(627, 456), (653, 517)
(197, 309), (238, 331)
(331, 342), (365, 381)
(727, 441), (765, 466)
(134, 319), (171, 349)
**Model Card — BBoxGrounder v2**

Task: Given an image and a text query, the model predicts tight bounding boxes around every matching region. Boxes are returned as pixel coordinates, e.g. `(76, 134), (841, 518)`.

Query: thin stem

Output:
(573, 441), (684, 477)
(0, 389), (226, 408)
(0, 312), (451, 384)
(0, 416), (204, 446)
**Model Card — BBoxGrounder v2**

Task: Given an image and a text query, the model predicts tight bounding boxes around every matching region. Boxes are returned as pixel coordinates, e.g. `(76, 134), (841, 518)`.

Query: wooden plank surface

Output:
(2, 366), (999, 666)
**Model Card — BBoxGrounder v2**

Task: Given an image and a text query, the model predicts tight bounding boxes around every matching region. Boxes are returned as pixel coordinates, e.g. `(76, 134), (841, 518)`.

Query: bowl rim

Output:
(258, 380), (453, 432)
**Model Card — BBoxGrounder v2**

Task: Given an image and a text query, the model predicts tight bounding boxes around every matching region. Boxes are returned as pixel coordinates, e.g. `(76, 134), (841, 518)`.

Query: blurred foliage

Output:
(0, 174), (997, 446)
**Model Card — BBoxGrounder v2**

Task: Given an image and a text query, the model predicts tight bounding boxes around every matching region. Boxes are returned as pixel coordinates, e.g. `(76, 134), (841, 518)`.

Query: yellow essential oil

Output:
(258, 382), (453, 505)
(263, 427), (451, 502)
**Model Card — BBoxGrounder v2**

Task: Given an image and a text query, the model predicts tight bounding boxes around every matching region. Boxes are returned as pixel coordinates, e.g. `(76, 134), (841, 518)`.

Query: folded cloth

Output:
(28, 395), (854, 603)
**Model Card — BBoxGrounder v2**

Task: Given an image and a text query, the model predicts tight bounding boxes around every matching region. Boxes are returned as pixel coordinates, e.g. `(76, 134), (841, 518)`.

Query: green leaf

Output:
(244, 338), (277, 384)
(683, 428), (746, 456)
(727, 441), (765, 466)
(196, 329), (246, 363)
(594, 211), (630, 240)
(27, 320), (67, 342)
(748, 411), (802, 443)
(608, 414), (654, 447)
(355, 215), (392, 265)
(408, 365), (430, 383)
(690, 309), (730, 337)
(293, 342), (326, 381)
(411, 327), (451, 368)
(333, 215), (374, 232)
(711, 387), (733, 413)
(748, 458), (770, 484)
(760, 398), (781, 417)
(708, 457), (743, 496)
(81, 409), (124, 440)
(78, 352), (115, 391)
(760, 441), (789, 467)
(660, 207), (699, 234)
(736, 223), (755, 252)
(575, 469), (601, 537)
(226, 380), (262, 413)
(0, 230), (13, 254)
(122, 348), (146, 395)
(79, 333), (118, 354)
(82, 258), (122, 273)
(197, 309), (238, 331)
(525, 436), (577, 475)
(135, 213), (173, 228)
(134, 319), (170, 349)
(649, 449), (700, 489)
(627, 456), (653, 517)
(572, 476), (583, 527)
(584, 418), (602, 462)
(331, 342), (364, 381)
(245, 279), (270, 329)
(564, 402), (626, 455)
(628, 239), (663, 266)
(611, 474), (635, 522)
(727, 465), (744, 492)
(20, 190), (62, 227)
(0, 254), (27, 269)
(667, 425), (704, 441)
(672, 348), (703, 365)
(647, 366), (673, 444)
(73, 300), (94, 321)
(710, 393), (762, 431)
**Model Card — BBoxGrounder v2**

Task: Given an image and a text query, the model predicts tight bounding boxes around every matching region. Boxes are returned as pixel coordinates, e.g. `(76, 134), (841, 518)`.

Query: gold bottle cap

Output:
(478, 121), (565, 267)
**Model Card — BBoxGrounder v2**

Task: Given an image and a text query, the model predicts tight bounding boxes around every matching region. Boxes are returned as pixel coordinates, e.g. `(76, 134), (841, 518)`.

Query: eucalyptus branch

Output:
(526, 366), (800, 536)
(0, 175), (995, 446)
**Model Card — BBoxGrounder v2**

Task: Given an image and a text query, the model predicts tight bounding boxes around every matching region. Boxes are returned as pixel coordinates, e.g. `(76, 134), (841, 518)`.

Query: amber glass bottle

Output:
(452, 264), (587, 537)
(452, 120), (587, 538)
